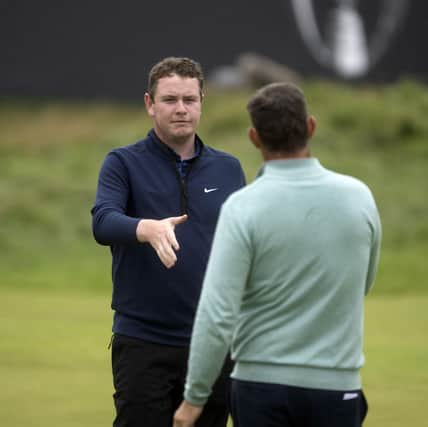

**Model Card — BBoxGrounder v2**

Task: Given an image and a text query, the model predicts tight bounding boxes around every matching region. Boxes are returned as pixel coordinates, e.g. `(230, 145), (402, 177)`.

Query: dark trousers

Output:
(111, 334), (232, 427)
(230, 379), (368, 427)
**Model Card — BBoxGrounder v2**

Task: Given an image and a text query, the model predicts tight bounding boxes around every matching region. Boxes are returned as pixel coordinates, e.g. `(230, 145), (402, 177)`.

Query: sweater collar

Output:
(147, 129), (203, 160)
(256, 158), (326, 179)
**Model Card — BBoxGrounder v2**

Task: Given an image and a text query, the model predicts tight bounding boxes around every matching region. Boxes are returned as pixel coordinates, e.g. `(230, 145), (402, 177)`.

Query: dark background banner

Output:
(0, 0), (425, 100)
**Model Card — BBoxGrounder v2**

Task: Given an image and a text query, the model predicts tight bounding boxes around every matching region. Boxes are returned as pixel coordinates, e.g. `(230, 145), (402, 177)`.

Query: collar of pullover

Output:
(148, 129), (202, 161)
(257, 158), (326, 180)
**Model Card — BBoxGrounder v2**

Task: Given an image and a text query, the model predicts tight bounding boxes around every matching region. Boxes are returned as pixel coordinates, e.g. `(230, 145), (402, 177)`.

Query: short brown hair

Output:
(147, 57), (204, 99)
(247, 82), (308, 153)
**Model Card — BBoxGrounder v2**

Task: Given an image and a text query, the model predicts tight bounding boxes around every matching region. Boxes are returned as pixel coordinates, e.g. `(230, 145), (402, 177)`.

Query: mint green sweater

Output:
(184, 158), (381, 406)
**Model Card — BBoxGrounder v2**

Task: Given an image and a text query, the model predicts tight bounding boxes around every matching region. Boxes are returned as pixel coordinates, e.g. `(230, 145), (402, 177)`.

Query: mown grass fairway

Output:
(0, 289), (113, 426)
(0, 288), (426, 426)
(363, 295), (428, 426)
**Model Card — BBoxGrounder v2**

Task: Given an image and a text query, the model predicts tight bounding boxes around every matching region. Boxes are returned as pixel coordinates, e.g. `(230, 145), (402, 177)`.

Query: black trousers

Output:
(111, 334), (232, 427)
(230, 379), (368, 427)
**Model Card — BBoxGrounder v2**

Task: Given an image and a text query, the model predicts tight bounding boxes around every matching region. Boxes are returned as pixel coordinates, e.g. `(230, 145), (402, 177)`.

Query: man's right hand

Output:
(136, 215), (188, 268)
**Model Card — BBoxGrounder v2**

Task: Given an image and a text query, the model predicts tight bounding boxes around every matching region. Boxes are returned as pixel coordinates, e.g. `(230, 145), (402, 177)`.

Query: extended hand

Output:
(136, 214), (188, 268)
(173, 401), (203, 427)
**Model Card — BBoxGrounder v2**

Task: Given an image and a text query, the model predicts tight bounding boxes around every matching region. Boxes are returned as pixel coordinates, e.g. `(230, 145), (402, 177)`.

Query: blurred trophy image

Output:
(290, 0), (409, 78)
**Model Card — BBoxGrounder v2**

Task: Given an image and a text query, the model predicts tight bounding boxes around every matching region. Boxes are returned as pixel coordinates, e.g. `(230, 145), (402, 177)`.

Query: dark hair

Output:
(147, 57), (204, 99)
(247, 82), (309, 153)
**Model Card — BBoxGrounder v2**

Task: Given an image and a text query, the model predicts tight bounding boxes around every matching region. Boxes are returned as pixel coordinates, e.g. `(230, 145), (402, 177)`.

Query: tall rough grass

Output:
(1, 80), (427, 294)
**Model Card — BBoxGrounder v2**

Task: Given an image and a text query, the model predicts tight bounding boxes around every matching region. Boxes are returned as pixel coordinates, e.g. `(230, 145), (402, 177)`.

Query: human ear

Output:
(144, 92), (155, 117)
(307, 115), (317, 139)
(248, 127), (262, 149)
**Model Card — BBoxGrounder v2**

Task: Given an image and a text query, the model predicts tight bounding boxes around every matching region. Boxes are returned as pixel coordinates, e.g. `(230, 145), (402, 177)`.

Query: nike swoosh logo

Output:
(204, 187), (219, 193)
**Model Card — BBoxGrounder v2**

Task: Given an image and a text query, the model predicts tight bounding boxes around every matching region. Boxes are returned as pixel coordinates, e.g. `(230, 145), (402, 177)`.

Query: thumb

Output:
(169, 214), (188, 226)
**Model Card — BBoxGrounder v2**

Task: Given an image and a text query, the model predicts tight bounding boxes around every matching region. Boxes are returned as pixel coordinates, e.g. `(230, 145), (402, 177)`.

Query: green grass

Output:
(363, 295), (428, 426)
(0, 288), (426, 426)
(0, 288), (113, 426)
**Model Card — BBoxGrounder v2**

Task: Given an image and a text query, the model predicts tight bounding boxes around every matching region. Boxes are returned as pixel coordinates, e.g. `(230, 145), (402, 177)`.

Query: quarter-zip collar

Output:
(146, 129), (203, 214)
(147, 129), (203, 163)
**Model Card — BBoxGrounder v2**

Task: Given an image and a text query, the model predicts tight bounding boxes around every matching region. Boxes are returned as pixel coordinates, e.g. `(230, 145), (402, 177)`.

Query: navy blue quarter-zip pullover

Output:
(92, 130), (246, 346)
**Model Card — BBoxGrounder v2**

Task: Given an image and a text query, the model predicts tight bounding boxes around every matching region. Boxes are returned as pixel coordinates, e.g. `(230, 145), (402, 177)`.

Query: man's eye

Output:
(184, 97), (198, 103)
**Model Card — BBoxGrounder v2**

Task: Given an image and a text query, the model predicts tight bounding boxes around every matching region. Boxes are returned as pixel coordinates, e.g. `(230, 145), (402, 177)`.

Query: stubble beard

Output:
(168, 123), (197, 145)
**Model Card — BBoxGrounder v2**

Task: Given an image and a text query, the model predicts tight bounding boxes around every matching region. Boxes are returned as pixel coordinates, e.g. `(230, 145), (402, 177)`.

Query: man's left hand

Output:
(173, 400), (204, 427)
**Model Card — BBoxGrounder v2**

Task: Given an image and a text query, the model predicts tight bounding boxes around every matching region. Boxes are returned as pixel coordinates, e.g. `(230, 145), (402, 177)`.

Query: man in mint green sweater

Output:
(174, 82), (381, 427)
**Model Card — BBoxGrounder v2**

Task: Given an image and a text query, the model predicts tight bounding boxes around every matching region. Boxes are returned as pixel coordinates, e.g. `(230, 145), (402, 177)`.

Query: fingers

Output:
(163, 214), (187, 256)
(156, 244), (177, 269)
(155, 227), (181, 268)
(140, 215), (188, 268)
(173, 401), (203, 427)
(169, 214), (188, 226)
(168, 228), (180, 251)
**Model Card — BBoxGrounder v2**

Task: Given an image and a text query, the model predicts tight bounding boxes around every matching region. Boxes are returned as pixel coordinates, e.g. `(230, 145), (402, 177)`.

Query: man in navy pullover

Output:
(91, 57), (245, 427)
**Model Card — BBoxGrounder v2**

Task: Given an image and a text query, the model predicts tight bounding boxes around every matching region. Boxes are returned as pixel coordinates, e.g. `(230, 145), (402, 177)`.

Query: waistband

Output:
(232, 361), (361, 391)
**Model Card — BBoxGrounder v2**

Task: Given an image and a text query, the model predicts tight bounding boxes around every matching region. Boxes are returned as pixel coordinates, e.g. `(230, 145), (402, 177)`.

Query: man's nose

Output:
(175, 99), (187, 113)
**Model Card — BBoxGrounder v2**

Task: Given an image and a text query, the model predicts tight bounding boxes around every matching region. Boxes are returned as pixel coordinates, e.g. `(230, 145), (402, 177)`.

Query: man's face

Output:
(145, 74), (202, 145)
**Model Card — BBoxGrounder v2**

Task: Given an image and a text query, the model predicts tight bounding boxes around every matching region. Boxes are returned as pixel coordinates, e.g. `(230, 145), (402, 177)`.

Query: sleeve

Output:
(365, 197), (382, 295)
(91, 151), (140, 245)
(184, 199), (252, 406)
